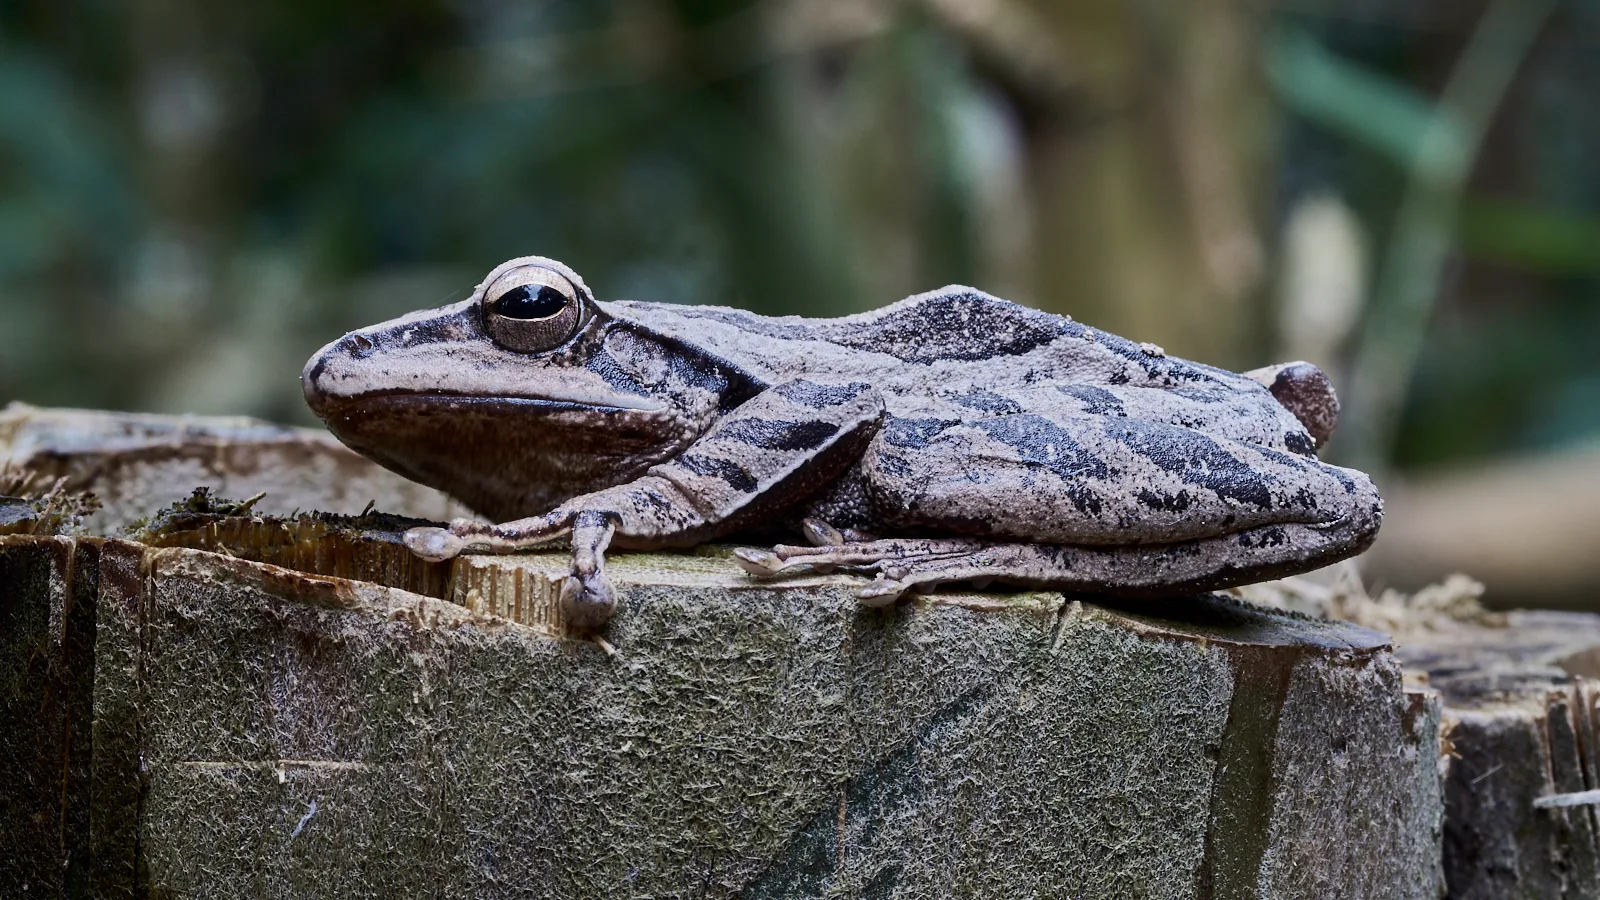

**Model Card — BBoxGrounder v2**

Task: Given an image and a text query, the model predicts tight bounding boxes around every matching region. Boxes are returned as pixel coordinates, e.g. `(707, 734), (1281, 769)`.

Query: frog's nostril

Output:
(349, 334), (376, 357)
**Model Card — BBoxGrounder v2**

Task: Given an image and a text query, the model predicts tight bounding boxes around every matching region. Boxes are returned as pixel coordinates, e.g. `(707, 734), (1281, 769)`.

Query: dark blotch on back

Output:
(976, 415), (1114, 481)
(882, 417), (957, 449)
(1284, 430), (1315, 456)
(675, 454), (758, 492)
(1058, 384), (1126, 417)
(948, 387), (1024, 416)
(1136, 488), (1193, 512)
(1106, 419), (1274, 508)
(718, 419), (841, 452)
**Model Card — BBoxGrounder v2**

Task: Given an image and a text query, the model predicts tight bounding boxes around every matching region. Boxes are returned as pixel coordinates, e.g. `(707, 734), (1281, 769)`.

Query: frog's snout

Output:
(301, 331), (388, 420)
(300, 342), (334, 418)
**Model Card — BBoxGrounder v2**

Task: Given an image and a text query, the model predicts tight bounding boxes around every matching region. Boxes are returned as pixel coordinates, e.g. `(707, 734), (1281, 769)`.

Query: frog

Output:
(302, 255), (1381, 631)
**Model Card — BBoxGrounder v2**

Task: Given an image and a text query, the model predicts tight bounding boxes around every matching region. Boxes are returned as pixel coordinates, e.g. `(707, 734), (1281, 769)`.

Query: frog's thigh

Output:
(863, 413), (1374, 545)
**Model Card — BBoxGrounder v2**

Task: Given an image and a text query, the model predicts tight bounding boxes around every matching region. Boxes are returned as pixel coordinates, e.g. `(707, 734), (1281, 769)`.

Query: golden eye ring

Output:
(481, 266), (588, 353)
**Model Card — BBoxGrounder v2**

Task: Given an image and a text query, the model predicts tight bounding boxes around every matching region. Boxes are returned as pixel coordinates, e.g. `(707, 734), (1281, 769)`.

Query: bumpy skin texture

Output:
(303, 256), (1381, 629)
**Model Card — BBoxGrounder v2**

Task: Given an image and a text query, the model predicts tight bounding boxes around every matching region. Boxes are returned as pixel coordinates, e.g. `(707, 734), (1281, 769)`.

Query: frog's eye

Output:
(481, 266), (587, 353)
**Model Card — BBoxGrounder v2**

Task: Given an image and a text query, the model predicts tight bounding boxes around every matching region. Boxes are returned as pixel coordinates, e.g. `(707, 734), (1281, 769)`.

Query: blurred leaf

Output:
(0, 50), (137, 278)
(1458, 197), (1600, 275)
(1266, 28), (1466, 179)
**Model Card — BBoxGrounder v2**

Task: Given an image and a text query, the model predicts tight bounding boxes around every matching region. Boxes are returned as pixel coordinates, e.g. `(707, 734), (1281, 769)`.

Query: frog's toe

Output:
(801, 518), (844, 547)
(733, 547), (785, 576)
(404, 526), (466, 562)
(559, 569), (618, 632)
(857, 577), (910, 607)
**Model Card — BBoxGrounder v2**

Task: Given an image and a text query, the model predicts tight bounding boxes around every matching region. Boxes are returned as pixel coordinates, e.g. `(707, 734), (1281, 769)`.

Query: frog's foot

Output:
(403, 526), (469, 563)
(736, 539), (1102, 606)
(857, 550), (1024, 606)
(560, 511), (618, 632)
(794, 520), (878, 575)
(734, 536), (983, 574)
(734, 536), (992, 605)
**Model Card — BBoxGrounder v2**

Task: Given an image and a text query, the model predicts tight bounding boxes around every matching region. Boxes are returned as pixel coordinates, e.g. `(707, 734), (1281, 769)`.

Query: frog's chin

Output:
(314, 393), (693, 522)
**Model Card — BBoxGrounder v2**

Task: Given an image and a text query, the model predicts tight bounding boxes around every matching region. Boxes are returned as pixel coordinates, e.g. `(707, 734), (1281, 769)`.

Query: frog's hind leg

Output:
(735, 512), (1379, 606)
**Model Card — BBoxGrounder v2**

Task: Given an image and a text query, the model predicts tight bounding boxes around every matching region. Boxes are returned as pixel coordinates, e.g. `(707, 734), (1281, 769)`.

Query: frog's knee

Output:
(1246, 361), (1339, 451)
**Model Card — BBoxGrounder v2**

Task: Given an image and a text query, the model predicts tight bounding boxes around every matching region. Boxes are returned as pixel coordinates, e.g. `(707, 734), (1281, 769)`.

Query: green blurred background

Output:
(2, 0), (1597, 603)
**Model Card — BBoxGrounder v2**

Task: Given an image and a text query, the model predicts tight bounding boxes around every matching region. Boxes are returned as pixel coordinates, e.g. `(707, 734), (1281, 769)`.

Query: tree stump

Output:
(1397, 609), (1600, 898)
(2, 406), (1450, 898)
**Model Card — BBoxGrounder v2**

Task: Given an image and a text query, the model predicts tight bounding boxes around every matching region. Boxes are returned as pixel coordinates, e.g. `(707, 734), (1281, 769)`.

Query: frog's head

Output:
(303, 256), (750, 521)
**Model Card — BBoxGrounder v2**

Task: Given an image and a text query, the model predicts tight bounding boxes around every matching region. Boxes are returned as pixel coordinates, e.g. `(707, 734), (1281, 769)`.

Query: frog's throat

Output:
(312, 393), (694, 522)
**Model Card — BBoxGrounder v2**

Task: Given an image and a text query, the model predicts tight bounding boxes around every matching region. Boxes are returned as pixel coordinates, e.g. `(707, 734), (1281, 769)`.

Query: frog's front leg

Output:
(404, 379), (884, 630)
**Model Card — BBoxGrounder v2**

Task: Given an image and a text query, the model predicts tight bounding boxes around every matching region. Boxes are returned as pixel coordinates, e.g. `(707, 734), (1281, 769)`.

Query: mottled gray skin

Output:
(303, 256), (1381, 630)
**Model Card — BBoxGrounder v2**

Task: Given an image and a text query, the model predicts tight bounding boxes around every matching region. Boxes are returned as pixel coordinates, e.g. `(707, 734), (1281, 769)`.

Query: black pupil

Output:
(495, 284), (569, 319)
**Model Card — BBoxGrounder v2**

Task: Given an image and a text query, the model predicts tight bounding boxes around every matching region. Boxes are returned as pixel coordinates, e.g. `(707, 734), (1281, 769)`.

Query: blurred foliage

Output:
(0, 0), (1597, 474)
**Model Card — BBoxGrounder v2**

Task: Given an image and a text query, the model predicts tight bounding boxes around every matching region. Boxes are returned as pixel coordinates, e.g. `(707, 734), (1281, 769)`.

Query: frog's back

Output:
(608, 285), (1248, 395)
(609, 286), (1319, 454)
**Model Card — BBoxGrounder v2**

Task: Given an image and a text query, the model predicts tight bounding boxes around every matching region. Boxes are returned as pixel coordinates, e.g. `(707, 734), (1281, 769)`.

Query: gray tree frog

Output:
(303, 256), (1380, 630)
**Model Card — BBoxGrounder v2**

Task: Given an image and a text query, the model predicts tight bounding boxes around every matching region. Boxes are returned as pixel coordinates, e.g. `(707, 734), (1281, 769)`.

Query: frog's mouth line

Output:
(313, 390), (672, 419)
